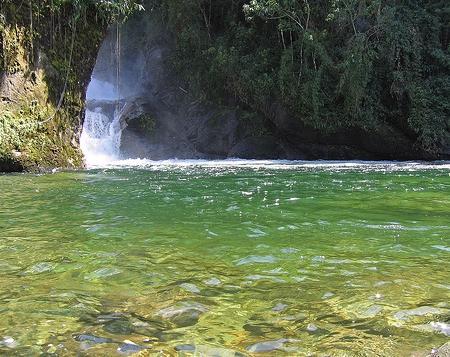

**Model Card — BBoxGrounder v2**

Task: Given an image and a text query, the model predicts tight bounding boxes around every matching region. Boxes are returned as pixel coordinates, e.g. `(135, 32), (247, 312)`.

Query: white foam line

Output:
(85, 158), (450, 171)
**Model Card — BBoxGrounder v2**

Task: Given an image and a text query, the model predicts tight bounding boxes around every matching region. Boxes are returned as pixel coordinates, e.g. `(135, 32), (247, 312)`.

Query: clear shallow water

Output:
(0, 161), (449, 356)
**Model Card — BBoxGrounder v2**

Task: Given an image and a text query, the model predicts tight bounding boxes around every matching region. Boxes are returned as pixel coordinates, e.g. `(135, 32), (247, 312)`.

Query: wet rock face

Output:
(88, 14), (249, 160)
(229, 136), (283, 159)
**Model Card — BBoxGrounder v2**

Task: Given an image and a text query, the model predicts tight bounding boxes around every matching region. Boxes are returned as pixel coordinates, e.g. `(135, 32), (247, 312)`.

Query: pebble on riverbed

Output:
(272, 303), (288, 312)
(117, 340), (147, 355)
(73, 334), (113, 344)
(179, 283), (201, 294)
(393, 306), (447, 321)
(204, 277), (222, 286)
(428, 342), (450, 357)
(1, 336), (17, 348)
(175, 344), (246, 356)
(156, 301), (208, 327)
(246, 338), (300, 353)
(234, 255), (278, 266)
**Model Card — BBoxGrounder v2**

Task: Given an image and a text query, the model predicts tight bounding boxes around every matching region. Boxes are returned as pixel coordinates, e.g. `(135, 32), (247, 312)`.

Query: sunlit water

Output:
(0, 161), (449, 356)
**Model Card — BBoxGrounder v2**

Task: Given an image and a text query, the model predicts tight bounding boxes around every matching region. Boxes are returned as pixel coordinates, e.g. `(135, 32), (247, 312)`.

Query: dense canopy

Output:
(154, 0), (450, 154)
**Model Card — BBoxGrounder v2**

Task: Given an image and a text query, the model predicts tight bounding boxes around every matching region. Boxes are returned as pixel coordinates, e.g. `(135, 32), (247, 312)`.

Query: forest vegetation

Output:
(155, 0), (449, 155)
(0, 0), (449, 170)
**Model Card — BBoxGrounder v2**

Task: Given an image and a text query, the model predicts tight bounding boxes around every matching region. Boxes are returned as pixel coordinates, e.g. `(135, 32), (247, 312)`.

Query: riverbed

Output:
(0, 161), (449, 355)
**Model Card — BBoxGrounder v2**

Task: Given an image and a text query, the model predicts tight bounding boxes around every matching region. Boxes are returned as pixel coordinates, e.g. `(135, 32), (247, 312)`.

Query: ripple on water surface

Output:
(0, 161), (449, 355)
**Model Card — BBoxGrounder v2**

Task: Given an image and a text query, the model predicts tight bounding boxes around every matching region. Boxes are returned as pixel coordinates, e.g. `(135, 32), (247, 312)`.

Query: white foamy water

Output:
(80, 74), (127, 166)
(83, 158), (450, 171)
(80, 107), (123, 167)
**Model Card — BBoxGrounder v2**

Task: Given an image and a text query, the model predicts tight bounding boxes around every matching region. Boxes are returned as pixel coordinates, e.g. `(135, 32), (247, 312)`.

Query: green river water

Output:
(0, 161), (449, 356)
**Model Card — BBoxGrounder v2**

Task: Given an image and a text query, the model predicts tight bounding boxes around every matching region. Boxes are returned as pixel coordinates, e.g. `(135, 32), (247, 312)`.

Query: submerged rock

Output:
(245, 275), (285, 283)
(429, 342), (450, 357)
(193, 345), (246, 356)
(272, 303), (288, 312)
(156, 301), (208, 327)
(85, 267), (122, 280)
(175, 344), (196, 352)
(277, 313), (307, 322)
(117, 340), (147, 355)
(246, 339), (299, 353)
(322, 292), (335, 300)
(414, 322), (450, 337)
(73, 334), (113, 344)
(1, 336), (17, 349)
(393, 306), (447, 321)
(97, 313), (126, 323)
(234, 255), (277, 266)
(175, 344), (245, 356)
(204, 277), (222, 286)
(103, 319), (134, 335)
(360, 305), (384, 318)
(179, 283), (201, 294)
(429, 322), (450, 336)
(26, 262), (55, 274)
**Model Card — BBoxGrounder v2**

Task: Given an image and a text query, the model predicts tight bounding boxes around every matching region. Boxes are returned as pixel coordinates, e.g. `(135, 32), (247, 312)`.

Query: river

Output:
(0, 160), (449, 355)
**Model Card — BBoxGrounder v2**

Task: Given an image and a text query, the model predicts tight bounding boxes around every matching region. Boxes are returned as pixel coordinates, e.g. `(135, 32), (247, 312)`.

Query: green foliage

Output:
(158, 0), (449, 154)
(1, 0), (448, 165)
(133, 113), (156, 136)
(45, 0), (145, 21)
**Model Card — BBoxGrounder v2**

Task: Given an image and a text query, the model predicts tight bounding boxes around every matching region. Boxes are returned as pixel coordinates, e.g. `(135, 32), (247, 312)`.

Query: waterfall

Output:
(80, 21), (124, 167)
(80, 104), (124, 166)
(80, 76), (125, 166)
(80, 15), (197, 166)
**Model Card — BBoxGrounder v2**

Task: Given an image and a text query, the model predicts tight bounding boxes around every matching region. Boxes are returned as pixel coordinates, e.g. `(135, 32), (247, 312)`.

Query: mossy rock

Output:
(127, 113), (156, 138)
